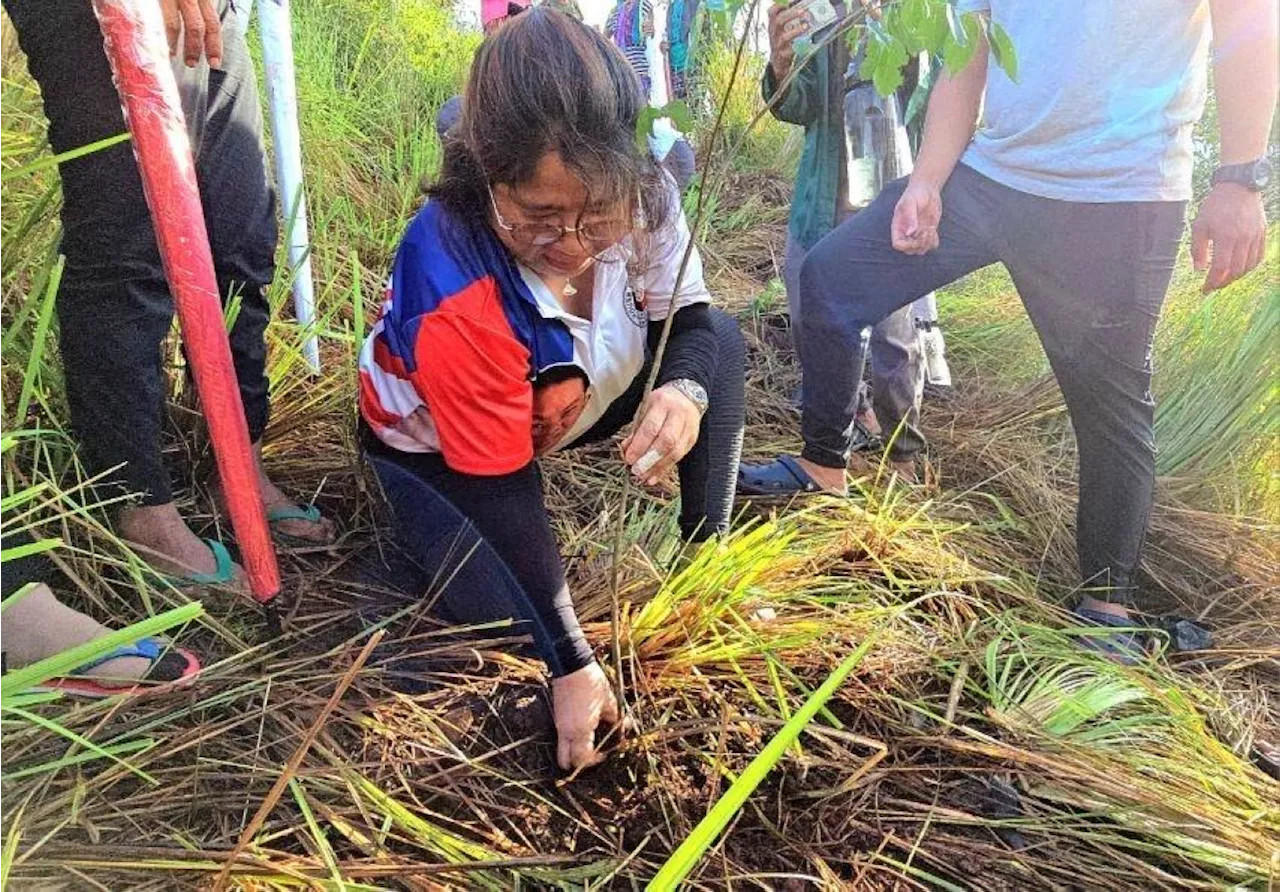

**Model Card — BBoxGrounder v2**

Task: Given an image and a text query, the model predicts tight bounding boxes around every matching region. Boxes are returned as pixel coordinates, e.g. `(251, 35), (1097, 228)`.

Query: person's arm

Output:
(1191, 0), (1277, 292)
(889, 28), (988, 255)
(395, 450), (593, 676)
(648, 303), (716, 392)
(392, 307), (618, 771)
(762, 2), (821, 125)
(374, 428), (617, 771)
(620, 191), (717, 483)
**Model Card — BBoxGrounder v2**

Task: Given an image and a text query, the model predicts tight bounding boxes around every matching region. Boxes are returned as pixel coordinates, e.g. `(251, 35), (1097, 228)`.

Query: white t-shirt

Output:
(957, 0), (1210, 202)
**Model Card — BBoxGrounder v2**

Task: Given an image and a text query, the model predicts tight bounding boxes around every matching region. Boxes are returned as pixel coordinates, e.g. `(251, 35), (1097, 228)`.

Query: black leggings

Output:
(574, 306), (745, 540)
(365, 307), (745, 674)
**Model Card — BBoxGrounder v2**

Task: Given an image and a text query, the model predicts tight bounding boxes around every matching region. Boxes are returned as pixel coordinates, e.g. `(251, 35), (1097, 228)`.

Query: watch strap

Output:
(1212, 158), (1269, 191)
(667, 377), (709, 415)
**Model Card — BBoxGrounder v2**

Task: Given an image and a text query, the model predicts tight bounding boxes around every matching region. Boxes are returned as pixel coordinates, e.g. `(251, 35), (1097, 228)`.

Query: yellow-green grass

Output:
(2, 1), (1277, 889)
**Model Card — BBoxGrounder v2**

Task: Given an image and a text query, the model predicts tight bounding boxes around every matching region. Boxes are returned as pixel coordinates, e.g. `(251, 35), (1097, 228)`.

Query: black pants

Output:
(800, 164), (1185, 604)
(363, 307), (746, 675)
(7, 0), (277, 506)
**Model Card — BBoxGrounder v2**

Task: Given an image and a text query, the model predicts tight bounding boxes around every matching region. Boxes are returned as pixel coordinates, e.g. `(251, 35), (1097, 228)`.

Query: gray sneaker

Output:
(920, 325), (952, 387)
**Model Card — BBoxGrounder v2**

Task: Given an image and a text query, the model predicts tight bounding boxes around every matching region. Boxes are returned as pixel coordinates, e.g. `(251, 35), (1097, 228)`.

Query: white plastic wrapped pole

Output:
(259, 0), (320, 374)
(645, 11), (679, 161)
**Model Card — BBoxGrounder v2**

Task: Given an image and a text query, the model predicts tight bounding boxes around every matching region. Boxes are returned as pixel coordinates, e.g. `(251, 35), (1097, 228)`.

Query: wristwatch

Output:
(666, 378), (709, 416)
(1212, 158), (1272, 192)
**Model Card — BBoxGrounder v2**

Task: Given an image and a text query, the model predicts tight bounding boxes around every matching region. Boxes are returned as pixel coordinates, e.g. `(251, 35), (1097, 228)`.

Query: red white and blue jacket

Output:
(358, 196), (710, 474)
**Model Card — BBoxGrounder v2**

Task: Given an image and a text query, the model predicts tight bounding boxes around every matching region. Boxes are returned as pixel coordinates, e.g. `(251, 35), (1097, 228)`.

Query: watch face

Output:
(1254, 159), (1273, 189)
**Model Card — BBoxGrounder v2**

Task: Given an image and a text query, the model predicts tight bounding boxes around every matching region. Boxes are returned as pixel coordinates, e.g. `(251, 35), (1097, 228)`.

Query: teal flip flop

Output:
(153, 538), (237, 588)
(267, 503), (333, 548)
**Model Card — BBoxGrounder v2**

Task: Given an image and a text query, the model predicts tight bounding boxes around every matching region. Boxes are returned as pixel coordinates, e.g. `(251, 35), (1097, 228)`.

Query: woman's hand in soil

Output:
(766, 2), (810, 81)
(552, 662), (619, 771)
(161, 0), (223, 68)
(621, 383), (702, 486)
(891, 178), (942, 255)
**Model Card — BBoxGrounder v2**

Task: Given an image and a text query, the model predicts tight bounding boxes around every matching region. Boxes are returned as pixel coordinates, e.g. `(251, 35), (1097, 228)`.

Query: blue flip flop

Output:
(737, 455), (824, 496)
(38, 637), (201, 698)
(267, 503), (333, 548)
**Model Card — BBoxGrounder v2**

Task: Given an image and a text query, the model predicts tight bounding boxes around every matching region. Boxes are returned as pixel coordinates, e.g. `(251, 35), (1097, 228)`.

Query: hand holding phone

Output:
(766, 1), (812, 79)
(793, 0), (839, 35)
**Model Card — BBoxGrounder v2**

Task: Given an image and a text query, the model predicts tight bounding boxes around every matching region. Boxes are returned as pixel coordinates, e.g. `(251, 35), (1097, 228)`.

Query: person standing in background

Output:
(741, 0), (1275, 658)
(663, 0), (699, 101)
(606, 0), (697, 190)
(738, 6), (944, 488)
(658, 0), (700, 189)
(605, 0), (655, 94)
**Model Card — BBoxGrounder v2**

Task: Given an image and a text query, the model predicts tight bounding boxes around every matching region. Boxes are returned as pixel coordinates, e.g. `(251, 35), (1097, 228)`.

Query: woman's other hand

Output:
(551, 661), (619, 771)
(620, 383), (702, 485)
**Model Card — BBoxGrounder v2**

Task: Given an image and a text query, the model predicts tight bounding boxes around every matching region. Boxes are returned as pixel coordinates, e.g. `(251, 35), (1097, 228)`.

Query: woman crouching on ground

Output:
(357, 9), (745, 772)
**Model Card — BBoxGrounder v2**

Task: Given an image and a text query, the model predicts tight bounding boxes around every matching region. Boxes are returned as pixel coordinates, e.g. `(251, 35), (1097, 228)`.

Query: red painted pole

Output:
(92, 0), (280, 603)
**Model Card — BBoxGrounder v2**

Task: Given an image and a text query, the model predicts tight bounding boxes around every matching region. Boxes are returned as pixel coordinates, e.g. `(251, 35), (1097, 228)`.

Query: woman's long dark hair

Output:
(429, 8), (672, 235)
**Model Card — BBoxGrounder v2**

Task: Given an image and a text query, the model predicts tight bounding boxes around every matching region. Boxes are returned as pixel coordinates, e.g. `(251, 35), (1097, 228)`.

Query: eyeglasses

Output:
(487, 184), (633, 261)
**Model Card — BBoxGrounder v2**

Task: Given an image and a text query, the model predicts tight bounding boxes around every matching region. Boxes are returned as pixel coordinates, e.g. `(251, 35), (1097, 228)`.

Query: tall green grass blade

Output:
(13, 254), (62, 424)
(0, 805), (20, 892)
(2, 705), (159, 784)
(647, 629), (885, 891)
(0, 132), (130, 182)
(4, 738), (156, 781)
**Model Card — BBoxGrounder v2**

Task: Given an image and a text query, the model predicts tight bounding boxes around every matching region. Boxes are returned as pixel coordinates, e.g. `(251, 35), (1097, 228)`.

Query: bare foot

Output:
(794, 456), (847, 495)
(250, 443), (336, 545)
(118, 502), (246, 586)
(849, 452), (919, 485)
(1075, 594), (1132, 622)
(4, 583), (157, 682)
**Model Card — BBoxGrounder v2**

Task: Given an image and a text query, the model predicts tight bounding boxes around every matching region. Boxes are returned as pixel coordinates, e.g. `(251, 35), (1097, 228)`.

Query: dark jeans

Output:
(7, 0), (277, 505)
(366, 307), (745, 672)
(800, 163), (1185, 603)
(784, 232), (923, 457)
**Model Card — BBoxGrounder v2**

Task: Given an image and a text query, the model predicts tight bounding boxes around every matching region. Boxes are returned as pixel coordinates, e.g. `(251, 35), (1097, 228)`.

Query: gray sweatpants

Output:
(784, 234), (925, 456)
(799, 163), (1185, 603)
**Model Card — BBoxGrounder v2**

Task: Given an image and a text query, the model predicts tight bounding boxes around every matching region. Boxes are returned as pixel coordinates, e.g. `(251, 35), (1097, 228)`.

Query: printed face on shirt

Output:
(489, 151), (631, 280)
(531, 368), (590, 455)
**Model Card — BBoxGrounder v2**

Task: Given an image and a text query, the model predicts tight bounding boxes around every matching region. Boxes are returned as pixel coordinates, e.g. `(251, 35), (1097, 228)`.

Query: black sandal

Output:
(737, 455), (825, 496)
(1070, 606), (1149, 665)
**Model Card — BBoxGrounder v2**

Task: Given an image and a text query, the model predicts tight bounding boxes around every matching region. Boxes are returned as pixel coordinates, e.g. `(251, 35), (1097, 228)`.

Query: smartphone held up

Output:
(785, 0), (841, 55)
